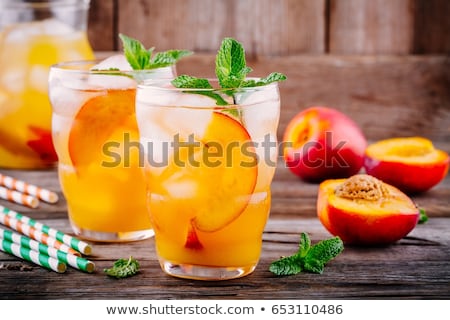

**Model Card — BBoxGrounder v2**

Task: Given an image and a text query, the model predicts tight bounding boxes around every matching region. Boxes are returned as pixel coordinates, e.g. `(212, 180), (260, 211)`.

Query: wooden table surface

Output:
(0, 54), (449, 299)
(0, 163), (449, 300)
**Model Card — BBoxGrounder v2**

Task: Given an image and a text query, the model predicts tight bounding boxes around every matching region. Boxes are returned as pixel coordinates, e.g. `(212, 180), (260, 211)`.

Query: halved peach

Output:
(68, 89), (137, 167)
(317, 174), (419, 245)
(364, 137), (449, 194)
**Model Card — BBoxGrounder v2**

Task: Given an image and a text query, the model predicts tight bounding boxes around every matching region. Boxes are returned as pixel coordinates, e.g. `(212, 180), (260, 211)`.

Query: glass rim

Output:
(137, 78), (279, 92)
(0, 0), (90, 10)
(50, 59), (175, 75)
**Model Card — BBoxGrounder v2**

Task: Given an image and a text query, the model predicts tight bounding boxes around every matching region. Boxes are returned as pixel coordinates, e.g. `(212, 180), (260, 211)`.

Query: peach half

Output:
(317, 174), (420, 245)
(364, 137), (449, 194)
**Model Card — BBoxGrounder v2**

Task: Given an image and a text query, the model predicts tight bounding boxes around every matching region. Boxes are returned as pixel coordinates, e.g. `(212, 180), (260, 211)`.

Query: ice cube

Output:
(29, 65), (49, 93)
(241, 84), (280, 141)
(0, 69), (26, 93)
(88, 54), (136, 89)
(40, 18), (75, 35)
(91, 54), (132, 71)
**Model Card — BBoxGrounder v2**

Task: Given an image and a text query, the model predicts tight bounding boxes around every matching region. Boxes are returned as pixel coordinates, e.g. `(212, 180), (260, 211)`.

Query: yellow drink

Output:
(136, 80), (280, 279)
(49, 61), (175, 241)
(0, 3), (94, 168)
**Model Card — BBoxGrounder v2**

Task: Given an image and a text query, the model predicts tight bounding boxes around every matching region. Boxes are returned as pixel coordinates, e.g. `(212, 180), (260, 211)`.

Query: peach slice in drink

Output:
(150, 111), (258, 248)
(68, 89), (137, 167)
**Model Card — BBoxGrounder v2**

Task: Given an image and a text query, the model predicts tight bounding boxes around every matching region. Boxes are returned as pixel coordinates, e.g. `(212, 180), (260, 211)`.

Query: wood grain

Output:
(87, 0), (115, 51)
(413, 0), (450, 54)
(86, 0), (450, 55)
(115, 0), (326, 55)
(176, 54), (450, 144)
(329, 0), (414, 54)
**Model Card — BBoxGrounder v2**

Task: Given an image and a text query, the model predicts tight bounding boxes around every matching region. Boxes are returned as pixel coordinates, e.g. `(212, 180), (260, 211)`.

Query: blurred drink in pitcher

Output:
(0, 0), (94, 168)
(48, 36), (191, 241)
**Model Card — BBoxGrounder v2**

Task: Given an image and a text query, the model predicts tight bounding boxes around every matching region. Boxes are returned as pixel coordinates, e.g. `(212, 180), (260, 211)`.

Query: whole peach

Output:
(283, 106), (367, 182)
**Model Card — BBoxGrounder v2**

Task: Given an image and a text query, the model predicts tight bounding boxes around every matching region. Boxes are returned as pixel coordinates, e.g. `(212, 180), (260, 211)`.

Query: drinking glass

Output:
(48, 60), (175, 242)
(135, 79), (281, 279)
(0, 0), (94, 169)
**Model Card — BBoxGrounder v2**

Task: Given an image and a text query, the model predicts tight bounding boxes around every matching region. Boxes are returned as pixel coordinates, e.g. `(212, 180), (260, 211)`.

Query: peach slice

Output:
(364, 137), (449, 194)
(317, 174), (420, 245)
(27, 126), (58, 162)
(191, 112), (257, 232)
(68, 89), (137, 167)
(152, 112), (258, 240)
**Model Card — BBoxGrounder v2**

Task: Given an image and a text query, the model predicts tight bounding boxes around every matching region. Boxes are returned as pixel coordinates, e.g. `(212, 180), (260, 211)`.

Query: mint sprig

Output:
(119, 34), (192, 70)
(104, 256), (140, 279)
(418, 208), (428, 224)
(171, 37), (286, 106)
(269, 233), (344, 276)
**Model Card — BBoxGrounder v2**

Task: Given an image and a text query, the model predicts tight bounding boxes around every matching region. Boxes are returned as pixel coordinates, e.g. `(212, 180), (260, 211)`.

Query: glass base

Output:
(71, 222), (154, 242)
(160, 259), (256, 280)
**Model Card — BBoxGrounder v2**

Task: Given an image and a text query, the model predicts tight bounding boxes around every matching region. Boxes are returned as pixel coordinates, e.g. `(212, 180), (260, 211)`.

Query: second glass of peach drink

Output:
(48, 38), (189, 241)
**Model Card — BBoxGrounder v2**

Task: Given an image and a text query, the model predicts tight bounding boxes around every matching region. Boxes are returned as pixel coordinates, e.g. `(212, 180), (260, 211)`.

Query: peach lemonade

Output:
(48, 35), (191, 241)
(136, 38), (286, 279)
(0, 0), (94, 168)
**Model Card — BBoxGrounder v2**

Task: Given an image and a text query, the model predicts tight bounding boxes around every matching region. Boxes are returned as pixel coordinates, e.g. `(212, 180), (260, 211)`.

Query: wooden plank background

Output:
(88, 0), (450, 54)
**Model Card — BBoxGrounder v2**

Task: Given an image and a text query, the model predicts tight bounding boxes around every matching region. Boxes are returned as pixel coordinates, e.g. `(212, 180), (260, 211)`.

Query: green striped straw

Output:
(0, 227), (95, 273)
(0, 205), (92, 255)
(0, 238), (66, 273)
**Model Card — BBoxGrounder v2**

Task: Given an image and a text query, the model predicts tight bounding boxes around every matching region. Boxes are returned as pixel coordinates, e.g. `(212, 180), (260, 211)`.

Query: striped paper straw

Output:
(0, 238), (66, 273)
(0, 205), (92, 255)
(0, 227), (95, 273)
(0, 173), (59, 204)
(0, 209), (80, 257)
(0, 186), (39, 208)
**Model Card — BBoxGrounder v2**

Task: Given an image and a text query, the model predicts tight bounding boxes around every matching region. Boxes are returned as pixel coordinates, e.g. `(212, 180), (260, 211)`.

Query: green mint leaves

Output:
(418, 208), (428, 224)
(269, 233), (344, 276)
(172, 37), (286, 105)
(104, 256), (140, 279)
(215, 37), (252, 88)
(119, 33), (192, 70)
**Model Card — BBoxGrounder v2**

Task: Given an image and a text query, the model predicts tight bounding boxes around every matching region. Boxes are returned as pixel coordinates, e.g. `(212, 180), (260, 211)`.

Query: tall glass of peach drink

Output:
(135, 78), (281, 279)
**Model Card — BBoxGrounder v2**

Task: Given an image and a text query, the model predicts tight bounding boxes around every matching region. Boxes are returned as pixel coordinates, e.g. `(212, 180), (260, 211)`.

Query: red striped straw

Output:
(0, 186), (39, 208)
(0, 173), (58, 204)
(0, 211), (80, 257)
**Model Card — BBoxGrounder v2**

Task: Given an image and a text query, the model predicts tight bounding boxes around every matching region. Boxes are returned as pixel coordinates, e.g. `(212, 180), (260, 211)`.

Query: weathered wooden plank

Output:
(116, 0), (326, 55)
(413, 0), (450, 54)
(329, 0), (415, 54)
(1, 217), (449, 299)
(176, 54), (450, 144)
(87, 0), (115, 51)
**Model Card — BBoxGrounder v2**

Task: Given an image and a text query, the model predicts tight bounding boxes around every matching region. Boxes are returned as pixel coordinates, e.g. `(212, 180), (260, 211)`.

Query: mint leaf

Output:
(171, 37), (286, 107)
(104, 256), (140, 279)
(242, 72), (287, 87)
(215, 38), (252, 88)
(269, 255), (303, 276)
(269, 233), (344, 276)
(171, 75), (229, 106)
(418, 208), (428, 224)
(119, 34), (152, 70)
(172, 75), (212, 89)
(119, 33), (192, 70)
(303, 237), (344, 274)
(298, 232), (311, 258)
(151, 49), (193, 68)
